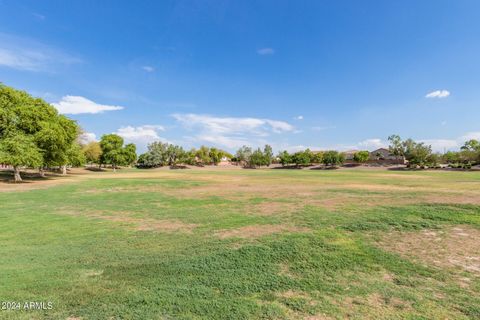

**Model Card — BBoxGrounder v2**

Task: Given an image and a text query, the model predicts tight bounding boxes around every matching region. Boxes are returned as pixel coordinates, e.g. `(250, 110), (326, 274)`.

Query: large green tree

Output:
(195, 146), (212, 165)
(209, 147), (223, 165)
(322, 150), (345, 167)
(388, 135), (434, 168)
(0, 133), (43, 182)
(460, 139), (480, 164)
(235, 146), (252, 167)
(137, 141), (185, 168)
(82, 141), (102, 164)
(249, 148), (268, 168)
(277, 150), (292, 166)
(122, 143), (137, 166)
(66, 142), (87, 168)
(99, 134), (125, 172)
(166, 144), (185, 166)
(292, 149), (314, 166)
(37, 115), (80, 175)
(0, 84), (81, 180)
(263, 145), (273, 166)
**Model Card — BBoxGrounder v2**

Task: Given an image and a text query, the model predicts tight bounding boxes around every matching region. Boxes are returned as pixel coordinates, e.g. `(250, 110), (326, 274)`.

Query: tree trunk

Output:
(113, 164), (116, 172)
(61, 165), (67, 175)
(13, 166), (22, 182)
(39, 167), (46, 178)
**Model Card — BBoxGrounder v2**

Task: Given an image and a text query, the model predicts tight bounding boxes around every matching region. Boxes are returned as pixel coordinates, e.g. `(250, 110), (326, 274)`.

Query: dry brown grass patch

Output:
(376, 225), (480, 276)
(278, 263), (298, 278)
(245, 202), (299, 216)
(304, 315), (334, 320)
(215, 224), (310, 239)
(61, 210), (197, 233)
(134, 219), (197, 232)
(277, 290), (310, 299)
(422, 193), (480, 206)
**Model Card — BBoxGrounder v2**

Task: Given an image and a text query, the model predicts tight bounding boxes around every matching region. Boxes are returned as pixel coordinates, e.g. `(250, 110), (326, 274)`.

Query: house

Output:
(342, 150), (360, 161)
(369, 148), (394, 160)
(369, 148), (405, 164)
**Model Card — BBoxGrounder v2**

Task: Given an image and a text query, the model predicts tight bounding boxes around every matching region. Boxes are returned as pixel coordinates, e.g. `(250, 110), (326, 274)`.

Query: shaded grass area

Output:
(0, 169), (480, 319)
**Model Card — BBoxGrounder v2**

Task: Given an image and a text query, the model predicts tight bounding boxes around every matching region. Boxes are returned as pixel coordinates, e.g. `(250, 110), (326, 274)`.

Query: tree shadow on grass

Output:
(0, 168), (87, 184)
(271, 165), (303, 170)
(85, 166), (107, 172)
(0, 170), (55, 184)
(310, 166), (340, 170)
(169, 165), (190, 170)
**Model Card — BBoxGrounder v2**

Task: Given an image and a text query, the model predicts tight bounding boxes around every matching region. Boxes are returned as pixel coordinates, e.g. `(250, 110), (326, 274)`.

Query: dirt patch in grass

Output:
(104, 216), (197, 233)
(340, 183), (416, 192)
(215, 224), (310, 239)
(82, 269), (104, 277)
(61, 210), (198, 233)
(134, 219), (198, 232)
(246, 202), (300, 216)
(376, 225), (480, 276)
(277, 290), (311, 299)
(336, 293), (413, 319)
(422, 193), (480, 206)
(375, 173), (428, 179)
(363, 293), (412, 311)
(278, 263), (298, 278)
(304, 316), (334, 320)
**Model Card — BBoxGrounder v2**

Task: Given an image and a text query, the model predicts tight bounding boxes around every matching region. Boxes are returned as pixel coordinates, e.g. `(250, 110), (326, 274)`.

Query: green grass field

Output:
(1, 168), (480, 319)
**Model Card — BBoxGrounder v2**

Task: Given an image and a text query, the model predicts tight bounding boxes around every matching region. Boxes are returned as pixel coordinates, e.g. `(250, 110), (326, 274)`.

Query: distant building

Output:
(369, 148), (405, 164)
(342, 150), (360, 161)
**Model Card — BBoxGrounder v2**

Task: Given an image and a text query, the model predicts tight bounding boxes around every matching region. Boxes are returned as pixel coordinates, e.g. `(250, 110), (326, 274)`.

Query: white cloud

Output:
(460, 131), (480, 142)
(311, 125), (336, 131)
(52, 96), (124, 114)
(0, 33), (81, 72)
(172, 113), (293, 149)
(32, 13), (45, 21)
(412, 132), (480, 152)
(78, 132), (97, 144)
(257, 48), (275, 55)
(115, 125), (167, 151)
(358, 138), (386, 150)
(195, 135), (249, 148)
(425, 90), (450, 99)
(419, 139), (458, 152)
(265, 119), (295, 133)
(294, 115), (304, 120)
(142, 66), (155, 72)
(173, 114), (293, 134)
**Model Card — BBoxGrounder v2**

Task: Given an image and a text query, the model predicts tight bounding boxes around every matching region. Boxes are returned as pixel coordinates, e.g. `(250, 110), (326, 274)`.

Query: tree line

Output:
(136, 143), (232, 168)
(232, 146), (348, 168)
(388, 135), (480, 169)
(1, 84), (479, 181)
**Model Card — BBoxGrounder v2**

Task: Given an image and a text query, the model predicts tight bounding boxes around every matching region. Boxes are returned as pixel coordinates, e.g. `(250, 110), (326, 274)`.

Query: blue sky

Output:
(1, 0), (479, 153)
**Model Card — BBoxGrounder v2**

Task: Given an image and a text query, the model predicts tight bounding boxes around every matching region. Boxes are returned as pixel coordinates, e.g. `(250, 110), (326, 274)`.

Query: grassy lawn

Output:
(1, 168), (480, 319)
